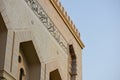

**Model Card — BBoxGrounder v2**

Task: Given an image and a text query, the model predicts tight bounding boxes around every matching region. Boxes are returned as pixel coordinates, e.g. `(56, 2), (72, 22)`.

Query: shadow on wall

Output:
(19, 41), (41, 80)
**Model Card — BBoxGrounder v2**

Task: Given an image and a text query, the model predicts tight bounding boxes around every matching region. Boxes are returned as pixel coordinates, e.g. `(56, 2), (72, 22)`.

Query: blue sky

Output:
(60, 0), (120, 80)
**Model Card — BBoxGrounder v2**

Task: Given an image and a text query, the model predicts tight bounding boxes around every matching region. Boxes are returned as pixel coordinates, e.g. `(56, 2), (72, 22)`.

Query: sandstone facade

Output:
(0, 0), (84, 80)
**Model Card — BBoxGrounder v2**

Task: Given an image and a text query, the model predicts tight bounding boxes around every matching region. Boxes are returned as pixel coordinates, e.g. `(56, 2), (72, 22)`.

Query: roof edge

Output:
(50, 0), (85, 49)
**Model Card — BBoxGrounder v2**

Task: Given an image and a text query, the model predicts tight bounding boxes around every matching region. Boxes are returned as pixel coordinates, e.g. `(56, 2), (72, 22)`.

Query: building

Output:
(0, 0), (85, 80)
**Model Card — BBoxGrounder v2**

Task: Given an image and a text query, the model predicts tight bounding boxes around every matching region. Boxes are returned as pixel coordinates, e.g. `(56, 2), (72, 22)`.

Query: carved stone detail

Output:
(25, 0), (67, 53)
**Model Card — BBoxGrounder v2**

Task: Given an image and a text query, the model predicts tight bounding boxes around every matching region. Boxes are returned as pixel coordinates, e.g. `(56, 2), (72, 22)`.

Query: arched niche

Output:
(50, 69), (62, 80)
(19, 41), (41, 80)
(69, 44), (77, 80)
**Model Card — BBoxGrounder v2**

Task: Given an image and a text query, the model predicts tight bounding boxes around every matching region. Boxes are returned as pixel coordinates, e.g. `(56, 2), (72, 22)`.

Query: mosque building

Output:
(0, 0), (85, 80)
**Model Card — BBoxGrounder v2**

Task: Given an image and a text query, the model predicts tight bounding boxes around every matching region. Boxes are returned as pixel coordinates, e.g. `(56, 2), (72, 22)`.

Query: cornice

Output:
(50, 0), (85, 49)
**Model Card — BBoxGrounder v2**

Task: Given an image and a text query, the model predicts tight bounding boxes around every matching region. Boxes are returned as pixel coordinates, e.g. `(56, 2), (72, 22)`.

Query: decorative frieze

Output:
(25, 0), (67, 53)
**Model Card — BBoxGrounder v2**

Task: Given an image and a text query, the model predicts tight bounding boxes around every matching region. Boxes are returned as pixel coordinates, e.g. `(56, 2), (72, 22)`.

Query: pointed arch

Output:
(50, 69), (62, 80)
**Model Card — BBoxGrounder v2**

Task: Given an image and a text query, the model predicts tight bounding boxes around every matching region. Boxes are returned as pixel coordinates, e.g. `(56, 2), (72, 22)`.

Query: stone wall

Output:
(0, 0), (84, 80)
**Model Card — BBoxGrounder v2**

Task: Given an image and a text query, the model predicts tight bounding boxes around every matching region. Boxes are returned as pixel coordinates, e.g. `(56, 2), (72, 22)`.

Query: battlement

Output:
(52, 0), (80, 37)
(50, 0), (85, 48)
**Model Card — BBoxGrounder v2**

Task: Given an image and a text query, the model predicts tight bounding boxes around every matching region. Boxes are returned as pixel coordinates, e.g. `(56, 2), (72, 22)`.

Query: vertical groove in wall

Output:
(44, 64), (46, 80)
(10, 32), (15, 72)
(67, 43), (70, 80)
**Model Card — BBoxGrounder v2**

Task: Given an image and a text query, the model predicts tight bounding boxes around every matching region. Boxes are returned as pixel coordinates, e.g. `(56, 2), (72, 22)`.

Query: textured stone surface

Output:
(0, 0), (84, 80)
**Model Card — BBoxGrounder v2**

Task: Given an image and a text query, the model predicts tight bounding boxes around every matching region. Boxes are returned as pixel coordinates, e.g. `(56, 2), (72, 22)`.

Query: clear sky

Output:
(60, 0), (120, 80)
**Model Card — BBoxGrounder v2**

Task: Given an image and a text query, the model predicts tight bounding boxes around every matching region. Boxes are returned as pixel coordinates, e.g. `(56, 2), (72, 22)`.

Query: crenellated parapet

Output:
(52, 0), (80, 37)
(50, 0), (85, 48)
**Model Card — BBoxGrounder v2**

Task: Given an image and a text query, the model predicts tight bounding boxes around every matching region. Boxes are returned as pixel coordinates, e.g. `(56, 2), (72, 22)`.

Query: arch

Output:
(19, 68), (25, 80)
(19, 41), (41, 80)
(50, 69), (62, 80)
(69, 45), (77, 80)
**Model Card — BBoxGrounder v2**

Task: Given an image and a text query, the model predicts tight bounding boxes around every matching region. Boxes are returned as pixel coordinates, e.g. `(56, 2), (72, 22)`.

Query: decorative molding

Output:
(10, 32), (15, 72)
(50, 0), (85, 49)
(25, 0), (68, 52)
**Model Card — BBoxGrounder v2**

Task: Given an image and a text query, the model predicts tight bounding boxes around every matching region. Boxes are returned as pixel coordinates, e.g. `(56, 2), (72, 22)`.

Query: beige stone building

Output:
(0, 0), (85, 80)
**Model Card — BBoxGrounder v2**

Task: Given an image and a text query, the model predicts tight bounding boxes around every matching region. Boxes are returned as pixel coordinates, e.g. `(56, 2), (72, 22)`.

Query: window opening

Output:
(19, 68), (25, 80)
(69, 45), (77, 80)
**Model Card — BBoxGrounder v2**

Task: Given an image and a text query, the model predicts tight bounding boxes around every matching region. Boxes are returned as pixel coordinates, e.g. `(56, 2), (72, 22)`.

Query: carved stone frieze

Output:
(25, 0), (67, 53)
